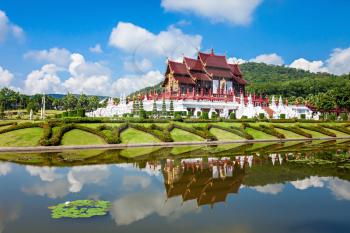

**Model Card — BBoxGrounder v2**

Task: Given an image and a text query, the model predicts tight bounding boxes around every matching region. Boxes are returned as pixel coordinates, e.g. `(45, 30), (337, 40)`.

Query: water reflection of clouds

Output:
(110, 188), (199, 226)
(22, 165), (111, 198)
(122, 175), (151, 190)
(0, 162), (12, 176)
(292, 176), (350, 201)
(251, 184), (285, 195)
(0, 203), (21, 233)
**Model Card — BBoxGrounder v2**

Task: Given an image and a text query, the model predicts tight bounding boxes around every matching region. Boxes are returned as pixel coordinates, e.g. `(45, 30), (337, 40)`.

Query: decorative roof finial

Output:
(211, 48), (214, 55)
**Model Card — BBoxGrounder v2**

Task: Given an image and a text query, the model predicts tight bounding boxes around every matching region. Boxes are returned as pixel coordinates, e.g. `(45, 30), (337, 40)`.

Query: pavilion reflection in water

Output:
(162, 155), (284, 207)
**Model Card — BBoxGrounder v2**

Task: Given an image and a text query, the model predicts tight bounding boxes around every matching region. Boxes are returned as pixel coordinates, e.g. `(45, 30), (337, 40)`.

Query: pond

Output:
(0, 141), (350, 233)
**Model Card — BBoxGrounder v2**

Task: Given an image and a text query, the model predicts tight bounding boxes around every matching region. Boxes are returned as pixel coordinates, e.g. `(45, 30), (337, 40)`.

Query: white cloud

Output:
(0, 203), (21, 233)
(123, 58), (153, 73)
(24, 64), (64, 95)
(109, 22), (202, 59)
(23, 47), (71, 66)
(326, 47), (350, 75)
(63, 53), (112, 95)
(289, 46), (350, 75)
(89, 43), (103, 54)
(227, 57), (247, 64)
(251, 183), (284, 195)
(0, 10), (24, 43)
(161, 0), (262, 25)
(111, 70), (163, 96)
(250, 53), (284, 65)
(0, 163), (12, 176)
(289, 58), (327, 73)
(0, 66), (14, 87)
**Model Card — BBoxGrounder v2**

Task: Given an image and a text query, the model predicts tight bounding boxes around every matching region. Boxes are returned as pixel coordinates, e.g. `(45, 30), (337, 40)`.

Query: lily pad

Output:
(48, 200), (111, 219)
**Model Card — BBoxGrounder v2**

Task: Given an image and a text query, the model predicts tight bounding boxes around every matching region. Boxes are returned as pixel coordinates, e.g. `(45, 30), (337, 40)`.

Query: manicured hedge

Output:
(321, 125), (350, 135)
(269, 119), (297, 123)
(298, 125), (336, 137)
(129, 123), (173, 142)
(243, 123), (285, 139)
(49, 117), (169, 124)
(208, 124), (254, 140)
(39, 123), (52, 146)
(50, 124), (76, 146)
(0, 122), (17, 127)
(167, 123), (217, 141)
(272, 124), (312, 138)
(0, 122), (42, 134)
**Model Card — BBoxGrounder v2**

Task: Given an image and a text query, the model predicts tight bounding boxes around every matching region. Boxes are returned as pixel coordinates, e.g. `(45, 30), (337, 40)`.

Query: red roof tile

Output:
(198, 52), (229, 69)
(174, 75), (195, 85)
(190, 71), (212, 81)
(206, 67), (233, 78)
(184, 57), (204, 71)
(228, 64), (242, 76)
(168, 60), (189, 75)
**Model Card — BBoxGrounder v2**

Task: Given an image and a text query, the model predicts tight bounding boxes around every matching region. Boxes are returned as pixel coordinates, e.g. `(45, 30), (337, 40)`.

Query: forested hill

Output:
(128, 62), (350, 99)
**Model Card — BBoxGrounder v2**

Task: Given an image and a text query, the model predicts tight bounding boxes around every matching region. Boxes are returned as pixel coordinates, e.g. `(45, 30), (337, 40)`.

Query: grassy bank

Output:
(0, 120), (349, 147)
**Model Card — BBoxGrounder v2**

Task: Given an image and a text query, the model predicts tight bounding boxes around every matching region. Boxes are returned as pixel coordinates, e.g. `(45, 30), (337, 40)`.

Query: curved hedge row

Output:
(272, 125), (312, 138)
(243, 123), (285, 139)
(39, 123), (53, 146)
(321, 125), (350, 135)
(0, 122), (17, 127)
(167, 123), (217, 141)
(208, 124), (254, 140)
(129, 123), (173, 142)
(0, 122), (42, 134)
(298, 125), (336, 137)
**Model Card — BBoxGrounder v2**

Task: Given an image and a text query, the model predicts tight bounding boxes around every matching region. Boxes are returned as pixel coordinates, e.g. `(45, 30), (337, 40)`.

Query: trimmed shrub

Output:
(280, 114), (286, 119)
(298, 125), (336, 137)
(300, 114), (306, 119)
(272, 124), (312, 138)
(241, 116), (248, 119)
(0, 122), (16, 127)
(229, 112), (236, 119)
(328, 113), (337, 121)
(200, 112), (209, 120)
(76, 109), (86, 117)
(259, 113), (265, 120)
(340, 113), (348, 121)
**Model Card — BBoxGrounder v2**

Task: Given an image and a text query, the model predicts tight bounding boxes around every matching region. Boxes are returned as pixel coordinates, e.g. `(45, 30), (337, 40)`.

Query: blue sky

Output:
(0, 0), (350, 96)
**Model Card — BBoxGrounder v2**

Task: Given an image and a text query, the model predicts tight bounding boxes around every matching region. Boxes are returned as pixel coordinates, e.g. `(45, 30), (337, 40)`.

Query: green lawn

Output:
(170, 128), (205, 142)
(299, 128), (329, 138)
(0, 128), (43, 147)
(209, 128), (244, 141)
(120, 128), (160, 144)
(244, 128), (277, 140)
(274, 128), (306, 139)
(323, 128), (350, 137)
(61, 129), (106, 145)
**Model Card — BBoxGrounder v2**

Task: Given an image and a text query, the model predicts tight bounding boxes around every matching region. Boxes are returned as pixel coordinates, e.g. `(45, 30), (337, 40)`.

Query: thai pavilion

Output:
(87, 50), (314, 119)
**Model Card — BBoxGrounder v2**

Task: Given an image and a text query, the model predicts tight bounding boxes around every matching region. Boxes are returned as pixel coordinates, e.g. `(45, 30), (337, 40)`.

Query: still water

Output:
(0, 141), (350, 233)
